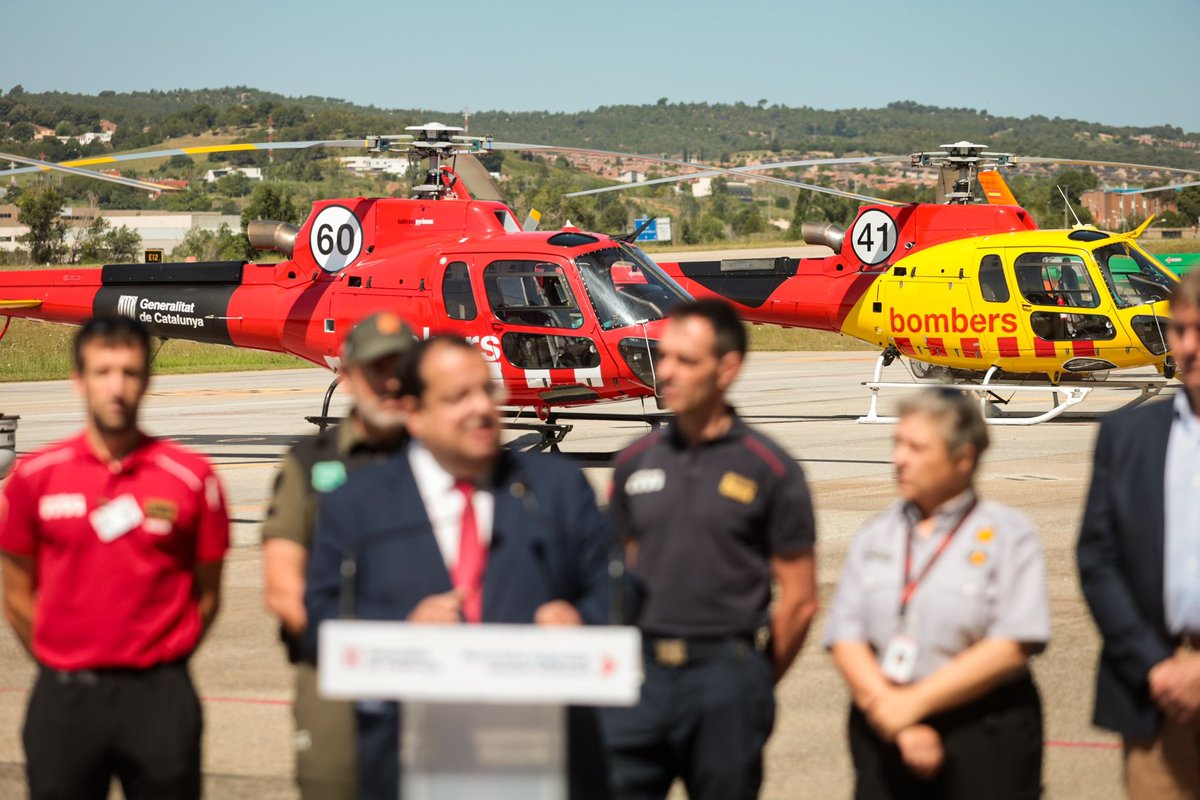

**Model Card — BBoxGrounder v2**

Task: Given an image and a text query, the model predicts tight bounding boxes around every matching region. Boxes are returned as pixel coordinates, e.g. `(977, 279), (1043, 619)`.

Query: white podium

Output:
(319, 622), (642, 800)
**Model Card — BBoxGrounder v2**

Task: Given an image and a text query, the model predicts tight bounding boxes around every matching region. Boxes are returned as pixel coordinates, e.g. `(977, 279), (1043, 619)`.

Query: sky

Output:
(4, 0), (1199, 133)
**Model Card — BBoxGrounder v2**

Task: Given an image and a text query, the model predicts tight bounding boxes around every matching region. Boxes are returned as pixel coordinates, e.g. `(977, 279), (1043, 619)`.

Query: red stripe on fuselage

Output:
(997, 337), (1021, 358)
(1072, 340), (1097, 357)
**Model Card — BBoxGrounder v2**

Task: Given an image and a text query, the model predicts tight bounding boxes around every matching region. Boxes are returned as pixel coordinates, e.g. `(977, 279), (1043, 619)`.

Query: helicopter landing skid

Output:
(502, 409), (671, 462)
(858, 355), (1172, 426)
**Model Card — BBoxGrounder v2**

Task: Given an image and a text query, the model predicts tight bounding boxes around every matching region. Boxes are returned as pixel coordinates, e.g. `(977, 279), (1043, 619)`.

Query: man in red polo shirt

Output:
(0, 316), (229, 800)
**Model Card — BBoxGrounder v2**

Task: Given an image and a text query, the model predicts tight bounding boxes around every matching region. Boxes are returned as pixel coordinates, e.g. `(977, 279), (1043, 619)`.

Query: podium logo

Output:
(889, 307), (1018, 335)
(343, 646), (361, 668)
(117, 295), (139, 318)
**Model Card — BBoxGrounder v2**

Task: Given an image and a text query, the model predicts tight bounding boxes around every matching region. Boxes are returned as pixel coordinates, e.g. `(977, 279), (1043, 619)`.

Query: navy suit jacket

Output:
(304, 447), (613, 799)
(1077, 398), (1176, 740)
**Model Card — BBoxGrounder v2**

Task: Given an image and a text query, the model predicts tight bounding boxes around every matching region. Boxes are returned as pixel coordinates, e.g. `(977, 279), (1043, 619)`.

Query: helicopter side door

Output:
(480, 258), (603, 390)
(1004, 248), (1119, 365)
(431, 257), (504, 371)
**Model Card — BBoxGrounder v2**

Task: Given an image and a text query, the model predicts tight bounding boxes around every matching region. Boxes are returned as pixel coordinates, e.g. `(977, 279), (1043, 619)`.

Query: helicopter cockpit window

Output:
(1029, 312), (1116, 342)
(1013, 253), (1099, 309)
(1093, 242), (1176, 309)
(501, 333), (601, 370)
(442, 261), (477, 321)
(978, 255), (1010, 303)
(483, 261), (583, 330)
(575, 245), (690, 330)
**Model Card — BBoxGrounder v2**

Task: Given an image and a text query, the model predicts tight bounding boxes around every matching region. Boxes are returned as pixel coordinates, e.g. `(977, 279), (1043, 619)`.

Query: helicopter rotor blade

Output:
(483, 141), (904, 204)
(0, 151), (182, 192)
(0, 139), (366, 180)
(566, 154), (911, 198)
(1119, 179), (1200, 195)
(565, 170), (902, 205)
(447, 153), (506, 202)
(1013, 156), (1200, 176)
(522, 209), (542, 231)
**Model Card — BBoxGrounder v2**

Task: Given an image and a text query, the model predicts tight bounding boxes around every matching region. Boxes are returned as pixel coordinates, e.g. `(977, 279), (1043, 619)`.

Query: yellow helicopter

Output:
(583, 143), (1190, 423)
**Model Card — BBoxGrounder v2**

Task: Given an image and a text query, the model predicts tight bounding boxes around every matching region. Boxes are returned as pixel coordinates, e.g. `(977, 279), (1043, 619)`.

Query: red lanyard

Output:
(899, 499), (978, 619)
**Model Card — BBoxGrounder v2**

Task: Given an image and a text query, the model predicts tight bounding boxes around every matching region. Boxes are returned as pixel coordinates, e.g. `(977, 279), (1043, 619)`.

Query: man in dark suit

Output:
(305, 335), (612, 800)
(1078, 267), (1200, 799)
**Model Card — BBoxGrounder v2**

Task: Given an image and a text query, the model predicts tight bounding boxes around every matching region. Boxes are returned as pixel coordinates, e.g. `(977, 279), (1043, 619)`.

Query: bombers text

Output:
(889, 307), (1018, 335)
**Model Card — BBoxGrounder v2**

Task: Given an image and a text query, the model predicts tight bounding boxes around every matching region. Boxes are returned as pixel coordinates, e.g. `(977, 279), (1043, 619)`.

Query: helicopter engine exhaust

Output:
(800, 222), (845, 252)
(248, 220), (300, 258)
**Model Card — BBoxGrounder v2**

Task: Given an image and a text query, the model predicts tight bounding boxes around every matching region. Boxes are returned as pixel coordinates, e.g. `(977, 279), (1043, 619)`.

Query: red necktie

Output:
(453, 480), (487, 623)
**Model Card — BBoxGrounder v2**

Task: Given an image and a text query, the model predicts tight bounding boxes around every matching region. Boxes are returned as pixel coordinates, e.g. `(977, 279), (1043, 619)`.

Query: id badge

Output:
(90, 494), (145, 543)
(880, 634), (919, 684)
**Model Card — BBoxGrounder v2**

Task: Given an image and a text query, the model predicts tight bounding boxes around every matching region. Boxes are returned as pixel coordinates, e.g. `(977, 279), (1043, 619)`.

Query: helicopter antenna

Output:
(620, 217), (657, 243)
(1057, 185), (1083, 227)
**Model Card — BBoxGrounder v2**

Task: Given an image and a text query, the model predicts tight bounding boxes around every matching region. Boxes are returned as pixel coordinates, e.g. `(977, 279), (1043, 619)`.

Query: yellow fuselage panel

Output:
(838, 231), (1173, 377)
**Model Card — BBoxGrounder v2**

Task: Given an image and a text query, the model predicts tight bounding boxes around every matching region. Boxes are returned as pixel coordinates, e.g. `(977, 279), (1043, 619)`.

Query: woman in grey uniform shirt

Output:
(825, 389), (1050, 799)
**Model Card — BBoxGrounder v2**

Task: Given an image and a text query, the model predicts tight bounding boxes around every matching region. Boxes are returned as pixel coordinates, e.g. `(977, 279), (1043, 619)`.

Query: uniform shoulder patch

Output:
(718, 471), (758, 504)
(144, 498), (179, 522)
(311, 460), (348, 493)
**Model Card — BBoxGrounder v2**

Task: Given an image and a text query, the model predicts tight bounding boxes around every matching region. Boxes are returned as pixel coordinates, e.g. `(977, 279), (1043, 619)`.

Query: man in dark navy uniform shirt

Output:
(604, 299), (820, 800)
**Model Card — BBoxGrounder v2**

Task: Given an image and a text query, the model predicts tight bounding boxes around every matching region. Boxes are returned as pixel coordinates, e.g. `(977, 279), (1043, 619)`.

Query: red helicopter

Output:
(0, 124), (730, 443)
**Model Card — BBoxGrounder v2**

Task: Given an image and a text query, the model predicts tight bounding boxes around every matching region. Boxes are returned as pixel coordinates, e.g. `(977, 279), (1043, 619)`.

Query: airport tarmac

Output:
(0, 352), (1172, 798)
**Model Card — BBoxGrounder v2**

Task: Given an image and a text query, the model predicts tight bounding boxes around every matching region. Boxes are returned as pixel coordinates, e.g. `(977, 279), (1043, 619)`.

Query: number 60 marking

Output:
(309, 205), (363, 272)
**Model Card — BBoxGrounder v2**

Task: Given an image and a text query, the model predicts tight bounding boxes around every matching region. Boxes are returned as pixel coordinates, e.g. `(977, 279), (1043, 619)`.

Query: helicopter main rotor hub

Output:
(910, 141), (1016, 204)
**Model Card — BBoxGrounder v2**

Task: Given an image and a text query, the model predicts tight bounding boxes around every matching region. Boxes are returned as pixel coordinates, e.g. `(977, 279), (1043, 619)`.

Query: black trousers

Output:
(848, 674), (1044, 800)
(23, 661), (202, 800)
(601, 646), (776, 800)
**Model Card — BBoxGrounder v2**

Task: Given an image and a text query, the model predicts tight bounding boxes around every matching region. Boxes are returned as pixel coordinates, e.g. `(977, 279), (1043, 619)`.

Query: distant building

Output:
(0, 205), (240, 254)
(204, 167), (263, 184)
(1081, 189), (1178, 231)
(618, 170), (647, 184)
(31, 125), (56, 141)
(338, 156), (410, 175)
(727, 182), (754, 201)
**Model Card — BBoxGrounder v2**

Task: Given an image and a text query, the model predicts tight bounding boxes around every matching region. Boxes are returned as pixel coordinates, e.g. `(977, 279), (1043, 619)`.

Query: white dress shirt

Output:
(406, 441), (493, 572)
(1165, 390), (1200, 636)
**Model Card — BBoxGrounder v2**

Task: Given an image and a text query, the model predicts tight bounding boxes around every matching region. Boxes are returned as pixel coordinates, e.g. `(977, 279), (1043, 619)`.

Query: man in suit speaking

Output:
(1078, 267), (1200, 799)
(305, 335), (613, 799)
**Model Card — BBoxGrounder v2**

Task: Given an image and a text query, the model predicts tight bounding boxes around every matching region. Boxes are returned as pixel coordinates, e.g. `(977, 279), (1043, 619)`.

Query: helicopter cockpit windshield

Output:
(1093, 241), (1176, 309)
(575, 245), (691, 330)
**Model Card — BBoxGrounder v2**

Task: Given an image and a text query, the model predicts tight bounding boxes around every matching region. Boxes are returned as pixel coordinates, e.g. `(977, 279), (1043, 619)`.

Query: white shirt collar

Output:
(1174, 390), (1199, 437)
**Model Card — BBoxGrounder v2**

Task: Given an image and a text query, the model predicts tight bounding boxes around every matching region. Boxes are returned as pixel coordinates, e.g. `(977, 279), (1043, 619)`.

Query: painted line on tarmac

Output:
(204, 695), (291, 707)
(1045, 739), (1120, 750)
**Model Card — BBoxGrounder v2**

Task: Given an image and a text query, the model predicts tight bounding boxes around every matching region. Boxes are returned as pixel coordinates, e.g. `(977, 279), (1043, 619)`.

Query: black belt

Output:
(39, 659), (187, 686)
(643, 630), (770, 668)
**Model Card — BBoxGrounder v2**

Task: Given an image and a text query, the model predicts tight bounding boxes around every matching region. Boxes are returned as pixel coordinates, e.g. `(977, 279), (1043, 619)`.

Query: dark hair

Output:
(397, 334), (479, 399)
(897, 388), (990, 469)
(73, 316), (152, 374)
(1171, 268), (1200, 313)
(669, 298), (747, 357)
